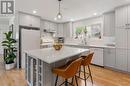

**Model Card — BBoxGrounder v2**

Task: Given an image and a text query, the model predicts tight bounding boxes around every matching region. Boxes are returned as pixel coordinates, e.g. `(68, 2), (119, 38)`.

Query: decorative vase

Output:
(5, 63), (15, 70)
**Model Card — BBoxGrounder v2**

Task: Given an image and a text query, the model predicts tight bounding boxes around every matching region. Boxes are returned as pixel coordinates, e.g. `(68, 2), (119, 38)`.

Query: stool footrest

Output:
(59, 80), (74, 86)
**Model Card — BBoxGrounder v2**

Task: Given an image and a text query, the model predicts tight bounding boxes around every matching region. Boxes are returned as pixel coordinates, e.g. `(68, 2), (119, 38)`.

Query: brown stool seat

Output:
(52, 58), (83, 86)
(81, 52), (94, 66)
(77, 52), (94, 86)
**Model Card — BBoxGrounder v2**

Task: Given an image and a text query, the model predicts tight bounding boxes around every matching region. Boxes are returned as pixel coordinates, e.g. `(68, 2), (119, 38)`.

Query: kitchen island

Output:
(25, 46), (89, 86)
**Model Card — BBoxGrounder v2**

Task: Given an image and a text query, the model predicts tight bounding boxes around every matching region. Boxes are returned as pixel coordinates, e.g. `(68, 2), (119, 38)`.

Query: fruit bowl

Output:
(53, 43), (63, 50)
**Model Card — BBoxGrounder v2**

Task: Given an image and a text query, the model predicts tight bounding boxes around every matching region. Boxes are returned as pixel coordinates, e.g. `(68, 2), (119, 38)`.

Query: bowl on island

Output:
(53, 43), (63, 50)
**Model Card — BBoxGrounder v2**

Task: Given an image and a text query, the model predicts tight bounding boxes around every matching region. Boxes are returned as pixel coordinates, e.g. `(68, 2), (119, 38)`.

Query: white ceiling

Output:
(16, 0), (130, 22)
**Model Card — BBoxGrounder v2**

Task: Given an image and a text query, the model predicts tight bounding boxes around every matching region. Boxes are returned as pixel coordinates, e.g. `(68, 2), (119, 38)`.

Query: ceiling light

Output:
(70, 19), (74, 21)
(56, 0), (63, 20)
(33, 10), (37, 14)
(57, 13), (62, 19)
(54, 17), (57, 20)
(93, 13), (97, 16)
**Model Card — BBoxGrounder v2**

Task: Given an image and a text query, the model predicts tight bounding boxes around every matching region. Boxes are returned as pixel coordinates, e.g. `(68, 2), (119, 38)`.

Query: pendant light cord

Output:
(59, 0), (61, 13)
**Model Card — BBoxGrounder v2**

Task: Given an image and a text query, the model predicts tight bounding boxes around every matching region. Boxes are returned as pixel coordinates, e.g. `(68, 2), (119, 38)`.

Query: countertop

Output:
(25, 46), (89, 64)
(40, 42), (115, 49)
(64, 43), (115, 49)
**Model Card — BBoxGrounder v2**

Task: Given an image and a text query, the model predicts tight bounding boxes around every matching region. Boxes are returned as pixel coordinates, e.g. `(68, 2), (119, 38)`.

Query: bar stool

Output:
(78, 52), (94, 86)
(52, 58), (83, 86)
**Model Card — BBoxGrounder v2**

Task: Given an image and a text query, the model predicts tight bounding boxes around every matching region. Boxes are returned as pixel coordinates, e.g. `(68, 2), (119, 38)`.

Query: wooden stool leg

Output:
(55, 75), (58, 86)
(75, 76), (78, 86)
(71, 77), (74, 84)
(88, 65), (93, 84)
(83, 66), (87, 86)
(65, 79), (68, 86)
(79, 67), (81, 77)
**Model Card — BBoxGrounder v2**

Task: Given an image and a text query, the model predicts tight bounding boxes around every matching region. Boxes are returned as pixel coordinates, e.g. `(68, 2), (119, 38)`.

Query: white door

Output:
(21, 29), (40, 69)
(115, 28), (127, 49)
(115, 6), (128, 28)
(115, 48), (128, 71)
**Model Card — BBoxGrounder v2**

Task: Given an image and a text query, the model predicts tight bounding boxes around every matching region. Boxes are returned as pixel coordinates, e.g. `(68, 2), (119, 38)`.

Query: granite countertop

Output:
(25, 46), (89, 64)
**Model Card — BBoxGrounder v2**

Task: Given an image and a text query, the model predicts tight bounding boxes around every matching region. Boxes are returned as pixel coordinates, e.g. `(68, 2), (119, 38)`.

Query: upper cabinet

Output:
(19, 13), (41, 28)
(103, 11), (115, 36)
(43, 21), (57, 32)
(115, 5), (130, 49)
(127, 5), (130, 26)
(115, 6), (128, 28)
(63, 22), (73, 38)
(56, 24), (64, 37)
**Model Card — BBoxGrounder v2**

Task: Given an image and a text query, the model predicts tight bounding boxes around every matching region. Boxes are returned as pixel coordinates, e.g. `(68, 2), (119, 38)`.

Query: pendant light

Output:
(57, 0), (62, 20)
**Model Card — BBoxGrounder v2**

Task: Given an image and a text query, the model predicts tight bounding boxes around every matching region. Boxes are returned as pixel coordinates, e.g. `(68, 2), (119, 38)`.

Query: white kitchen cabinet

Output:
(49, 22), (57, 32)
(43, 21), (57, 32)
(56, 24), (64, 37)
(127, 5), (130, 26)
(63, 22), (73, 38)
(19, 13), (41, 28)
(90, 48), (103, 66)
(127, 50), (130, 72)
(115, 49), (128, 71)
(115, 28), (127, 49)
(104, 48), (116, 68)
(44, 21), (50, 30)
(103, 12), (115, 36)
(127, 29), (130, 49)
(115, 5), (130, 72)
(115, 6), (128, 28)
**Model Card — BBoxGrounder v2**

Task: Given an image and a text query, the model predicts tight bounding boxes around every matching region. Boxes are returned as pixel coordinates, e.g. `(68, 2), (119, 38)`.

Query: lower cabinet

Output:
(128, 50), (130, 72)
(115, 48), (128, 71)
(104, 48), (116, 68)
(90, 48), (104, 66)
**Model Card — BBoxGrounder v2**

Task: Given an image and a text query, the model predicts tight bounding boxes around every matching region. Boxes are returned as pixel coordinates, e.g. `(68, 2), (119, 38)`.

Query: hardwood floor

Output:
(0, 65), (130, 86)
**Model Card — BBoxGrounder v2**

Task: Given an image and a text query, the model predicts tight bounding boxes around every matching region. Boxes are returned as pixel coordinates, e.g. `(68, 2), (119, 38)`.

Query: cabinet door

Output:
(127, 5), (130, 26)
(127, 30), (130, 49)
(19, 13), (40, 27)
(128, 50), (130, 72)
(115, 6), (128, 28)
(90, 48), (103, 66)
(57, 24), (64, 37)
(115, 28), (127, 49)
(115, 48), (128, 71)
(104, 48), (116, 68)
(44, 21), (50, 30)
(103, 12), (115, 36)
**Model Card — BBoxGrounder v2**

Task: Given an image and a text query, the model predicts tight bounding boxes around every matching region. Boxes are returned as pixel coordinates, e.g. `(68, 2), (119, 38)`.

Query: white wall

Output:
(0, 19), (10, 55)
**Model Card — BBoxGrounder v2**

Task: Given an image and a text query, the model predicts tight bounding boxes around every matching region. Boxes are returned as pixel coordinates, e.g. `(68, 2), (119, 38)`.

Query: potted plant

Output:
(1, 31), (17, 70)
